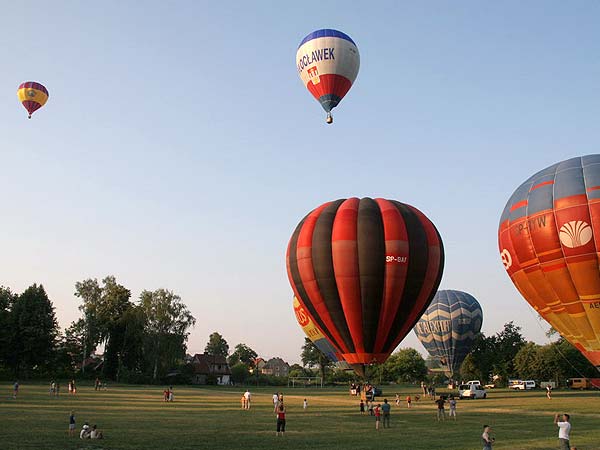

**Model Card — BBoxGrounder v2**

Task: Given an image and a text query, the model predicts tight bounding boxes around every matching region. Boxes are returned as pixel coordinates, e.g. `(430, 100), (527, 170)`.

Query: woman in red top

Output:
(276, 403), (286, 436)
(374, 404), (381, 430)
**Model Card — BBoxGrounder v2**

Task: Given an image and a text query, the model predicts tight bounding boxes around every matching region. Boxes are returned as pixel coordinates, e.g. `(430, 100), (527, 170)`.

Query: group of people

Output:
(68, 411), (103, 440)
(49, 379), (78, 397)
(434, 395), (457, 421)
(163, 386), (175, 402)
(241, 389), (252, 409)
(481, 414), (574, 450)
(421, 381), (437, 399)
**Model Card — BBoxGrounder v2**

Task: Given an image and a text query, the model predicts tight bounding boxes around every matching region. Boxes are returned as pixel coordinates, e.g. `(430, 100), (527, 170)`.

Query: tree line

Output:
(0, 277), (195, 382)
(1, 279), (595, 385)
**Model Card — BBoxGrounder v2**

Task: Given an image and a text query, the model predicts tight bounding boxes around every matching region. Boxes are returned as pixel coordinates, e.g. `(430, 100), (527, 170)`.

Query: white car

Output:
(458, 384), (487, 399)
(509, 380), (536, 390)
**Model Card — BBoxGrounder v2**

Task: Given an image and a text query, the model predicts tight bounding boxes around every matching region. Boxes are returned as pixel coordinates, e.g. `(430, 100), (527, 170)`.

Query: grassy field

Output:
(0, 382), (599, 450)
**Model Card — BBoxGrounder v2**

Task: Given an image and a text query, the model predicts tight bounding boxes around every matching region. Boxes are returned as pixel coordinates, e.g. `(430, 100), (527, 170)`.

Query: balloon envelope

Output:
(286, 197), (444, 375)
(414, 290), (483, 376)
(17, 81), (48, 118)
(296, 29), (359, 120)
(499, 155), (600, 368)
(293, 296), (350, 370)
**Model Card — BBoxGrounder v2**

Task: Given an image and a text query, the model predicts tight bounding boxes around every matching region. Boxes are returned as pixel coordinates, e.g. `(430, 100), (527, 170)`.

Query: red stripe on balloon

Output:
(373, 198), (409, 354)
(387, 206), (443, 351)
(331, 198), (363, 353)
(306, 74), (352, 104)
(510, 200), (528, 212)
(530, 180), (554, 191)
(295, 204), (351, 354)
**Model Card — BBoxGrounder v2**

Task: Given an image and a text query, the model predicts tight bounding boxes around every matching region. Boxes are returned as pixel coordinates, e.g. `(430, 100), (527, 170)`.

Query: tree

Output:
(492, 321), (526, 379)
(376, 348), (428, 383)
(513, 342), (543, 380)
(0, 287), (17, 368)
(228, 343), (258, 368)
(75, 276), (132, 379)
(230, 363), (250, 384)
(205, 332), (229, 357)
(7, 284), (59, 376)
(139, 289), (196, 381)
(301, 338), (333, 380)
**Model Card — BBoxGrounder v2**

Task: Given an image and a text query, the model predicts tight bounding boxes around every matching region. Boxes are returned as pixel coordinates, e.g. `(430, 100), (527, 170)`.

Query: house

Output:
(190, 353), (231, 385)
(260, 357), (290, 377)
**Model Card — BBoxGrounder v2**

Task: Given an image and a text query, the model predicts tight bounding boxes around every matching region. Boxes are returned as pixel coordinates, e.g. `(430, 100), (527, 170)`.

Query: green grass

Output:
(0, 383), (599, 449)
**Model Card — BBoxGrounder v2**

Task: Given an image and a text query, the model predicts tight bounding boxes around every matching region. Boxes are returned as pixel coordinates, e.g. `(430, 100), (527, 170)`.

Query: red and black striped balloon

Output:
(286, 197), (444, 375)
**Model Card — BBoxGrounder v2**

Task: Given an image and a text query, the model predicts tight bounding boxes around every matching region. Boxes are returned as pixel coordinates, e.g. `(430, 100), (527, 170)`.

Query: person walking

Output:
(381, 399), (391, 428)
(546, 385), (552, 400)
(275, 402), (286, 436)
(482, 425), (495, 449)
(435, 396), (446, 421)
(554, 413), (571, 450)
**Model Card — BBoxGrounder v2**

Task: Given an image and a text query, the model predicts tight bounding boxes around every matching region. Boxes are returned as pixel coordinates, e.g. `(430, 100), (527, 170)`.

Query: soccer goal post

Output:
(288, 376), (323, 388)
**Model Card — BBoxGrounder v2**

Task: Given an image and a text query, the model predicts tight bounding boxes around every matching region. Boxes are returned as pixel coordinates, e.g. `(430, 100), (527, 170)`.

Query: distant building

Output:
(190, 353), (231, 385)
(260, 357), (290, 377)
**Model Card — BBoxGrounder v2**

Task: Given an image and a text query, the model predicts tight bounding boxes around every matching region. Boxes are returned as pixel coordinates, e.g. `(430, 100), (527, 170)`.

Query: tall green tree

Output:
(228, 343), (258, 368)
(139, 289), (196, 381)
(7, 284), (59, 376)
(301, 337), (333, 380)
(0, 287), (17, 368)
(375, 348), (428, 383)
(75, 276), (132, 378)
(205, 332), (229, 357)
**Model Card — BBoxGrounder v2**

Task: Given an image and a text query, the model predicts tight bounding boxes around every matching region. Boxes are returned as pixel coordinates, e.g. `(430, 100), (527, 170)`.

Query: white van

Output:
(466, 380), (481, 385)
(509, 380), (536, 390)
(458, 384), (487, 399)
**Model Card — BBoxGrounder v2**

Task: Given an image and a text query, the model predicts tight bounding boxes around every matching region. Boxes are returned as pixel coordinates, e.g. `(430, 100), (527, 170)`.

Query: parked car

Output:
(458, 384), (487, 399)
(509, 380), (536, 390)
(466, 380), (481, 385)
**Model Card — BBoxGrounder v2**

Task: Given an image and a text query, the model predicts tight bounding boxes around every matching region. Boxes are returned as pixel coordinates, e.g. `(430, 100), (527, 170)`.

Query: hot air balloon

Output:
(414, 290), (483, 376)
(293, 296), (351, 370)
(499, 155), (600, 369)
(286, 197), (444, 376)
(296, 29), (359, 124)
(17, 82), (49, 118)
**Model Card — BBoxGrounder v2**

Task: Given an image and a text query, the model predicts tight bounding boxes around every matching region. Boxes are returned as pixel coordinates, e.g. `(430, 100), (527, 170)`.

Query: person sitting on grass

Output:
(80, 423), (91, 439)
(90, 425), (103, 439)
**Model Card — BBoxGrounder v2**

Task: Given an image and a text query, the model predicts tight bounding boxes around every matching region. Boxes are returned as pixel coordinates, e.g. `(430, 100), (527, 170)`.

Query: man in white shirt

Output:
(244, 390), (251, 409)
(554, 413), (571, 450)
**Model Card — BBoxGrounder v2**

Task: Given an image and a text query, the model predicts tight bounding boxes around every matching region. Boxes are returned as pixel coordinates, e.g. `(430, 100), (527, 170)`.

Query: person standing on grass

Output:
(374, 403), (381, 430)
(435, 396), (446, 421)
(68, 411), (76, 437)
(554, 413), (571, 450)
(272, 392), (279, 407)
(359, 399), (365, 415)
(303, 398), (307, 410)
(448, 396), (457, 420)
(547, 385), (552, 400)
(381, 399), (391, 428)
(275, 402), (286, 436)
(406, 395), (412, 408)
(482, 425), (495, 449)
(13, 381), (19, 399)
(241, 393), (246, 409)
(244, 389), (251, 409)
(395, 393), (400, 406)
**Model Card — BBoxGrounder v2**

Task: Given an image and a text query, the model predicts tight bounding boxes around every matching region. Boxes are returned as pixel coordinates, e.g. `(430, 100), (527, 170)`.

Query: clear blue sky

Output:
(1, 1), (599, 364)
